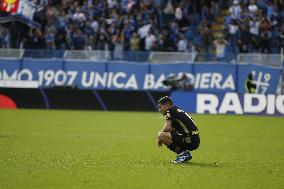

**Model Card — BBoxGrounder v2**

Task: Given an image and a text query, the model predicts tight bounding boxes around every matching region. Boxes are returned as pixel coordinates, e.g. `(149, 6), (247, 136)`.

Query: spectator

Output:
(175, 2), (183, 21)
(130, 32), (140, 51)
(238, 25), (251, 53)
(138, 22), (151, 39)
(256, 0), (267, 11)
(248, 0), (258, 16)
(213, 34), (228, 61)
(96, 32), (109, 51)
(201, 25), (213, 54)
(202, 5), (214, 23)
(187, 40), (197, 54)
(259, 16), (272, 53)
(228, 19), (240, 54)
(84, 21), (94, 38)
(266, 1), (276, 20)
(107, 0), (118, 9)
(249, 16), (260, 36)
(177, 33), (187, 52)
(33, 29), (46, 49)
(259, 30), (271, 53)
(45, 30), (56, 49)
(71, 29), (85, 50)
(168, 21), (179, 49)
(1, 27), (9, 48)
(90, 17), (99, 33)
(260, 16), (271, 34)
(155, 33), (167, 51)
(112, 30), (124, 60)
(57, 11), (68, 33)
(249, 16), (260, 52)
(162, 0), (175, 24)
(72, 7), (86, 25)
(85, 38), (94, 50)
(145, 30), (156, 51)
(55, 32), (69, 50)
(229, 0), (242, 20)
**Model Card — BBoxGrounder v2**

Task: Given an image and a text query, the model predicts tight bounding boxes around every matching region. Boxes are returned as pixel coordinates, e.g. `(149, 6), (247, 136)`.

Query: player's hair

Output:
(158, 96), (173, 106)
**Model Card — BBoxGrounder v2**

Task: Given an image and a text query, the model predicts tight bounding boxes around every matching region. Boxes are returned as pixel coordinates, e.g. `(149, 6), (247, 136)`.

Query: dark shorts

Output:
(171, 131), (200, 151)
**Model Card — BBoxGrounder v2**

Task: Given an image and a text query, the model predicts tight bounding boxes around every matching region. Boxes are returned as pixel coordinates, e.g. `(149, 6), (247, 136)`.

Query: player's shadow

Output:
(0, 135), (13, 138)
(181, 161), (222, 168)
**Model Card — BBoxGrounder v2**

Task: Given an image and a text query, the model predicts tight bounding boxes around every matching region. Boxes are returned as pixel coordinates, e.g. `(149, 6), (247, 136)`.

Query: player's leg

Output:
(158, 132), (192, 163)
(185, 134), (200, 151)
(157, 132), (172, 145)
(170, 133), (193, 163)
(172, 134), (201, 163)
(158, 132), (181, 153)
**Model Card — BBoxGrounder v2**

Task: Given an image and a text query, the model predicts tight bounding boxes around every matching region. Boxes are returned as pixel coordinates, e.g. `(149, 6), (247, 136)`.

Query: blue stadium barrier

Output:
(0, 59), (282, 94)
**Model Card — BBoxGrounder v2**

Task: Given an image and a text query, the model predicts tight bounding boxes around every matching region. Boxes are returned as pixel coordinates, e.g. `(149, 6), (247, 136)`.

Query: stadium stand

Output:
(0, 1), (223, 55)
(0, 0), (283, 62)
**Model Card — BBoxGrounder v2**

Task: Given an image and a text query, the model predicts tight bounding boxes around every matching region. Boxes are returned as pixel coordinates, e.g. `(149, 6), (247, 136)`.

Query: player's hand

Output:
(158, 140), (162, 147)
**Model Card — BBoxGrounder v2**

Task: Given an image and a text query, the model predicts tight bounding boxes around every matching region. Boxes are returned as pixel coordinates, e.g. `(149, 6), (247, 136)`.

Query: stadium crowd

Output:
(0, 0), (283, 56)
(225, 0), (284, 54)
(0, 0), (222, 53)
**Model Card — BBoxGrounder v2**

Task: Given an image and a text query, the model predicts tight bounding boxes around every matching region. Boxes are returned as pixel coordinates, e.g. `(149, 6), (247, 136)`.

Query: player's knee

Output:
(158, 132), (169, 142)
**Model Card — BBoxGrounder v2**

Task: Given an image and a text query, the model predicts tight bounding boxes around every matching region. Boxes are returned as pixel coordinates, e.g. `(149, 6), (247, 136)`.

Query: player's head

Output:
(157, 96), (173, 115)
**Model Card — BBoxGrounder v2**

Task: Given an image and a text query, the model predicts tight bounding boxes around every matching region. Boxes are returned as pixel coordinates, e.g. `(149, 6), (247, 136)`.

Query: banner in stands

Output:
(1, 0), (35, 19)
(171, 92), (284, 116)
(1, 0), (19, 13)
(192, 64), (236, 93)
(0, 59), (282, 93)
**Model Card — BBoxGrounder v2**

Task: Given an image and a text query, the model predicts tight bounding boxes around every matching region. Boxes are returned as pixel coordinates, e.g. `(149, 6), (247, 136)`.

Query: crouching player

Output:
(157, 96), (200, 163)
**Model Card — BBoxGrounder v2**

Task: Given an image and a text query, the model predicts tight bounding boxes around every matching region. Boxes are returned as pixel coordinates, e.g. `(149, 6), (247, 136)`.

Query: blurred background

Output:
(0, 0), (284, 57)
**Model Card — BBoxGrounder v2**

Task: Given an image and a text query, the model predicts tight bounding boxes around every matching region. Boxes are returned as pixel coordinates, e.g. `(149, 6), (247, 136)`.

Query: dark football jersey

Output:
(165, 106), (198, 135)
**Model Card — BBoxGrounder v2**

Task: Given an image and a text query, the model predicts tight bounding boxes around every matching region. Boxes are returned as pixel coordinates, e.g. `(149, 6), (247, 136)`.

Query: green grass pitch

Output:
(0, 109), (283, 189)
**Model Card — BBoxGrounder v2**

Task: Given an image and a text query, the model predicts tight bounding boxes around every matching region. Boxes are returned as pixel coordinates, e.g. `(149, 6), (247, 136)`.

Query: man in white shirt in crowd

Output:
(228, 19), (239, 54)
(213, 34), (228, 62)
(72, 7), (86, 23)
(248, 0), (258, 16)
(177, 33), (187, 52)
(249, 17), (260, 52)
(145, 30), (156, 51)
(229, 0), (242, 20)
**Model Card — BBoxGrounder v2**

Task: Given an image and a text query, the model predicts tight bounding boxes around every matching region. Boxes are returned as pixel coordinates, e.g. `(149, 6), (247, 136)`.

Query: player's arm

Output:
(157, 121), (172, 147)
(161, 121), (173, 132)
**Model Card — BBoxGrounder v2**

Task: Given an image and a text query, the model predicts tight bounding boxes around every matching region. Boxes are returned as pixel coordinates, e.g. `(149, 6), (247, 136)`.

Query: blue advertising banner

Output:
(149, 63), (193, 91)
(21, 58), (63, 86)
(107, 62), (149, 90)
(0, 59), (282, 93)
(171, 92), (284, 116)
(193, 63), (236, 93)
(64, 61), (106, 89)
(237, 64), (282, 94)
(0, 59), (21, 78)
(171, 92), (197, 113)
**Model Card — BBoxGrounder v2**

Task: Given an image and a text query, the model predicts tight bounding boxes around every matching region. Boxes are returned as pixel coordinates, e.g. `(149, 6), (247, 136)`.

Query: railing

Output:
(63, 50), (111, 61)
(0, 49), (24, 60)
(237, 53), (283, 68)
(0, 49), (283, 68)
(149, 51), (197, 63)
